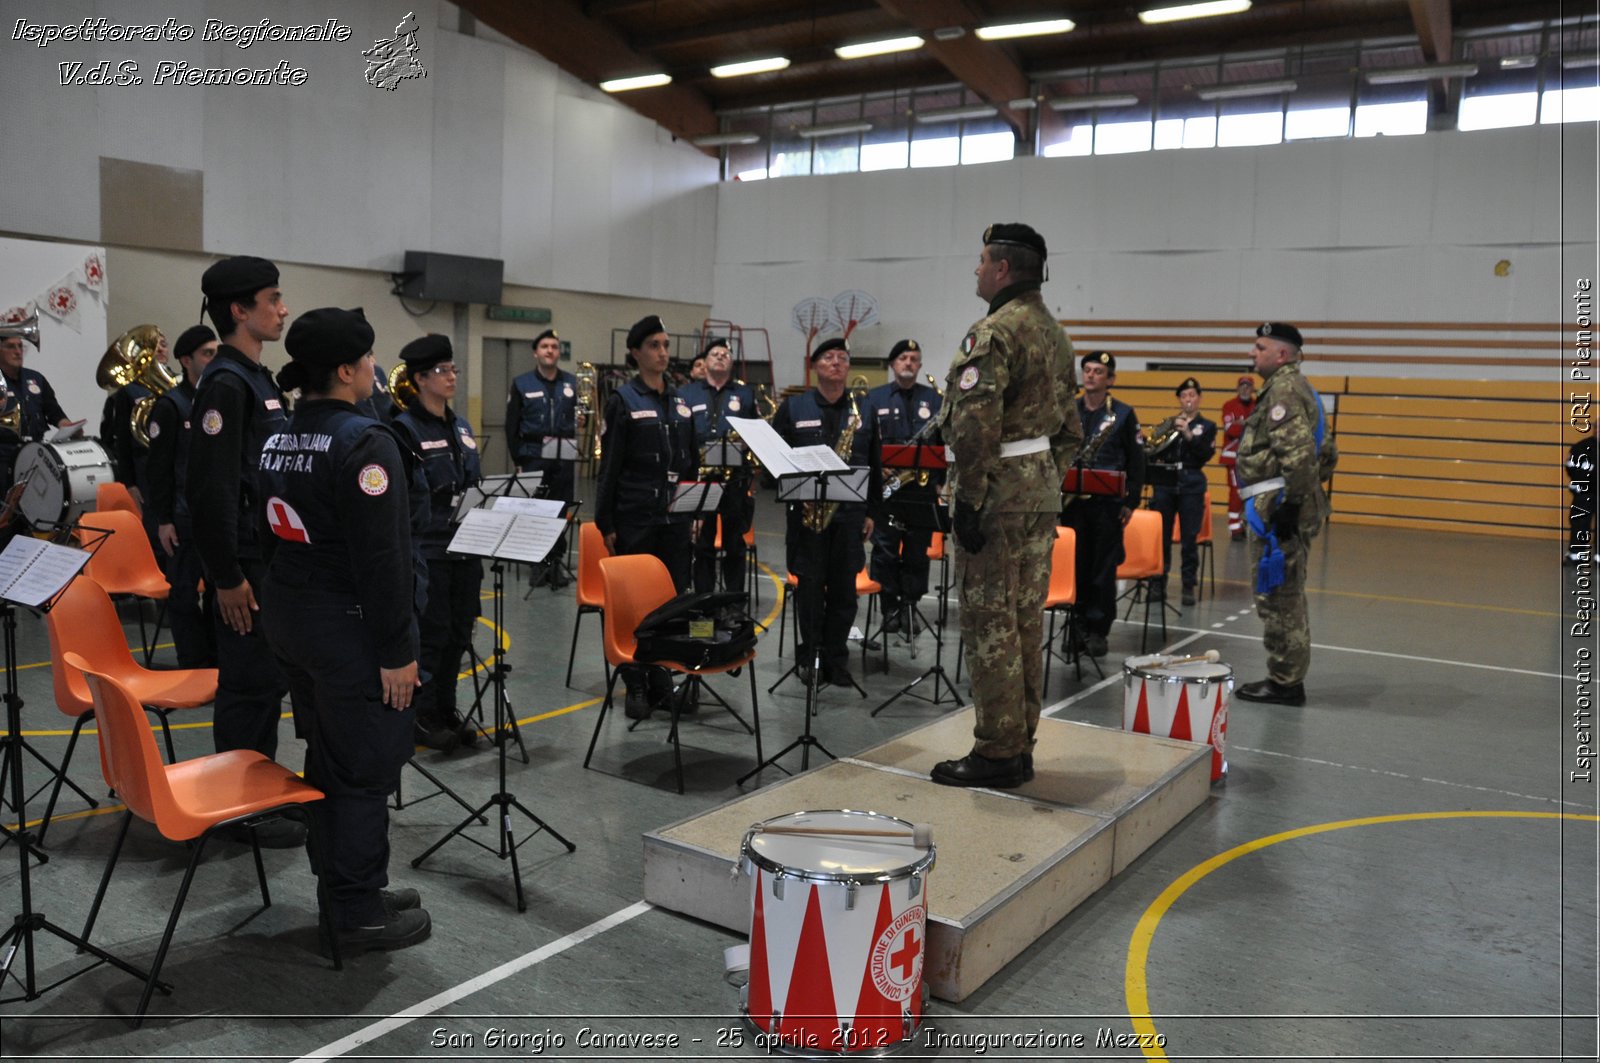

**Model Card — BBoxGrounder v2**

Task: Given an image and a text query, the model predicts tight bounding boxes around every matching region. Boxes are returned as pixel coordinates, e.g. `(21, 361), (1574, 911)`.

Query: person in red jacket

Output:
(1219, 375), (1256, 540)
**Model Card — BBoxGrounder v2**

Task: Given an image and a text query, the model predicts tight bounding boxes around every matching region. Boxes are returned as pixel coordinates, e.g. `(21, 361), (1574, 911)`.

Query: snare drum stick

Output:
(756, 824), (934, 847)
(1160, 649), (1221, 667)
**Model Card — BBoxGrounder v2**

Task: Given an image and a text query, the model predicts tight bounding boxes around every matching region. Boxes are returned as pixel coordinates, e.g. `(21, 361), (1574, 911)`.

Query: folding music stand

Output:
(871, 492), (959, 716)
(696, 441), (747, 594)
(411, 509), (575, 911)
(0, 523), (159, 1005)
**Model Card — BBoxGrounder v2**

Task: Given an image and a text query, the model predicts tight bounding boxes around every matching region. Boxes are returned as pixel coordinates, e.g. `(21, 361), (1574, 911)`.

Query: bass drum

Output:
(14, 440), (115, 530)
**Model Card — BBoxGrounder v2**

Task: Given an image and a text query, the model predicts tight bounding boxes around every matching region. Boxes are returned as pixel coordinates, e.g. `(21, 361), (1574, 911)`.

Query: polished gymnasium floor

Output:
(0, 489), (1593, 1062)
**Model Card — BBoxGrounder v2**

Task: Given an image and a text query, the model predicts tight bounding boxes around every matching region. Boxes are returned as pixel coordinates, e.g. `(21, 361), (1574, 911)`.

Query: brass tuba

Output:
(387, 361), (417, 413)
(576, 361), (599, 462)
(96, 324), (178, 447)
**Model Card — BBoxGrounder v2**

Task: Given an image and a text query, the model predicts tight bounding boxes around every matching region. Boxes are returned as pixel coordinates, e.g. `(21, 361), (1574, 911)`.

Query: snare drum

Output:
(734, 810), (935, 1055)
(1123, 653), (1231, 781)
(14, 440), (115, 529)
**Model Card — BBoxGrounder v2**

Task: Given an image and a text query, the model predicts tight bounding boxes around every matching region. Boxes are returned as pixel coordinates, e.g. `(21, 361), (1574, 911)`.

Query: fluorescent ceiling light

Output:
(1363, 63), (1479, 85)
(835, 36), (924, 60)
(1139, 1), (1251, 25)
(796, 120), (874, 138)
(1499, 56), (1538, 70)
(932, 27), (966, 41)
(914, 104), (998, 123)
(600, 73), (671, 92)
(1564, 55), (1600, 69)
(691, 132), (762, 147)
(1008, 97), (1040, 110)
(710, 56), (790, 78)
(1196, 79), (1298, 100)
(975, 18), (1075, 41)
(1048, 93), (1140, 110)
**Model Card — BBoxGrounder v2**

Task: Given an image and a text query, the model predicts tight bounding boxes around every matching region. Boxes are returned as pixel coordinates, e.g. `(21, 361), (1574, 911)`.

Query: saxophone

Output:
(801, 403), (861, 533)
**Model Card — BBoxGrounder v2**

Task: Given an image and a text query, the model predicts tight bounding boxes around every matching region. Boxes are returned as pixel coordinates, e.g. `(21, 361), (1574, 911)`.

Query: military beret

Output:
(172, 324), (216, 362)
(1082, 350), (1116, 372)
(983, 222), (1047, 260)
(400, 334), (453, 373)
(888, 339), (921, 361)
(285, 307), (374, 368)
(1175, 377), (1202, 396)
(626, 315), (667, 350)
(534, 329), (559, 346)
(701, 337), (730, 358)
(1236, 375), (1256, 387)
(201, 255), (279, 301)
(1257, 322), (1303, 349)
(811, 337), (849, 362)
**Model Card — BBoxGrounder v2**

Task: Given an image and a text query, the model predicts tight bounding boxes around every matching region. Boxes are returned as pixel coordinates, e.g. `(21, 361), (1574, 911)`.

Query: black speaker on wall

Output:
(396, 251), (504, 304)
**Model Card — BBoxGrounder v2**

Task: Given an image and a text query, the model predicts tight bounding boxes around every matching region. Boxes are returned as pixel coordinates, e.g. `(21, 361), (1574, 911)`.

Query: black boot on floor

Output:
(1236, 678), (1306, 706)
(930, 750), (1026, 789)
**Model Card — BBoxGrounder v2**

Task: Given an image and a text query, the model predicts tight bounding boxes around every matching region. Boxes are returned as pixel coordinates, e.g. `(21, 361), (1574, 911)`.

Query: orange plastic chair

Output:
(79, 508), (171, 665)
(564, 522), (610, 688)
(38, 576), (218, 844)
(583, 554), (761, 793)
(1116, 509), (1168, 651)
(775, 566), (881, 682)
(95, 481), (142, 519)
(65, 654), (333, 1026)
(1042, 527), (1101, 696)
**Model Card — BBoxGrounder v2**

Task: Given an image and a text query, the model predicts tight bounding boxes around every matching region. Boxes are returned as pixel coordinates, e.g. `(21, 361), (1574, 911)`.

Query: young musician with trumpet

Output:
(1147, 377), (1216, 607)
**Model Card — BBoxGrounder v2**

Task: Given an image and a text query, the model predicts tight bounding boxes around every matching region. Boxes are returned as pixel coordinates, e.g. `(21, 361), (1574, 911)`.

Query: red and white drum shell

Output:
(738, 810), (936, 1056)
(1122, 654), (1232, 780)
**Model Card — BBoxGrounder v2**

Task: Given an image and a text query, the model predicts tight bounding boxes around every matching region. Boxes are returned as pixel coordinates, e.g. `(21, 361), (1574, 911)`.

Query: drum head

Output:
(1124, 653), (1233, 682)
(742, 810), (934, 884)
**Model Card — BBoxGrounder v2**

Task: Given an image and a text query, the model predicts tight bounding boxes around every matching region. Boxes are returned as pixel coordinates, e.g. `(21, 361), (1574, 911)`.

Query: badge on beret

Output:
(26, 381), (40, 395)
(358, 464), (390, 496)
(960, 333), (976, 355)
(460, 429), (477, 450)
(1270, 404), (1287, 423)
(201, 409), (223, 435)
(728, 397), (740, 412)
(147, 420), (161, 440)
(958, 365), (980, 391)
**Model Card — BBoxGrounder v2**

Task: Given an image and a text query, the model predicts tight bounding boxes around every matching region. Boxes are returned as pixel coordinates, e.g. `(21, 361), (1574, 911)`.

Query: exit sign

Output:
(487, 304), (553, 324)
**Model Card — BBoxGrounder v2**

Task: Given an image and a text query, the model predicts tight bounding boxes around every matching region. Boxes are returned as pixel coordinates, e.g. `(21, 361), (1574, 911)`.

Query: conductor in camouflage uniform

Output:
(932, 223), (1082, 789)
(1234, 323), (1337, 706)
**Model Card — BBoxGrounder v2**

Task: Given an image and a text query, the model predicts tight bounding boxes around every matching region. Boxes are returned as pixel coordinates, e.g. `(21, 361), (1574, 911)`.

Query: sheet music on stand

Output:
(0, 535), (91, 609)
(701, 441), (745, 468)
(446, 508), (566, 565)
(491, 496), (566, 518)
(670, 481), (723, 514)
(452, 472), (543, 522)
(726, 417), (869, 503)
(540, 438), (580, 461)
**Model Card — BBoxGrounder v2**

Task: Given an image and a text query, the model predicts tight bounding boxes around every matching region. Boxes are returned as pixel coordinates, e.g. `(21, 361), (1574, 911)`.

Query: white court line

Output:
(1234, 744), (1588, 809)
(1149, 624), (1574, 681)
(292, 901), (653, 1063)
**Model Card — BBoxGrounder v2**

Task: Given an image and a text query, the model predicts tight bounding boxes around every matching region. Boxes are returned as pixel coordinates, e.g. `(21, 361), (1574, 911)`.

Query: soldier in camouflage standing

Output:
(931, 223), (1081, 789)
(1234, 323), (1337, 706)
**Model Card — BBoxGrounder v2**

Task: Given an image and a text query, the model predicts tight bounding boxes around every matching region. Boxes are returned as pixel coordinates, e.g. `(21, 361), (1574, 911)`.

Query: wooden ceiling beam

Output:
(872, 0), (1033, 136)
(640, 1), (880, 52)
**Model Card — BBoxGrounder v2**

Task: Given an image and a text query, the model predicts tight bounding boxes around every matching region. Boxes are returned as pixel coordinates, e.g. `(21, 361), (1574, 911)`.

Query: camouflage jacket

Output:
(1235, 362), (1337, 537)
(943, 285), (1082, 513)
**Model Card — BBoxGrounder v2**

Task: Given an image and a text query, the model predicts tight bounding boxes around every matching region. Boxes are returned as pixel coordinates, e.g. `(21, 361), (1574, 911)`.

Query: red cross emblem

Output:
(266, 497), (310, 543)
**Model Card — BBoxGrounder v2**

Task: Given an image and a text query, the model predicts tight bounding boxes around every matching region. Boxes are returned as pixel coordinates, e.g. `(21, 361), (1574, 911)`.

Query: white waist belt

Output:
(999, 436), (1050, 458)
(1238, 476), (1285, 500)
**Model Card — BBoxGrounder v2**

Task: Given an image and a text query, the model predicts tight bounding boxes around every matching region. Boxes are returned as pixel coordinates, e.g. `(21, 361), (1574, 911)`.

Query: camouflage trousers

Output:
(957, 510), (1055, 759)
(1248, 529), (1310, 684)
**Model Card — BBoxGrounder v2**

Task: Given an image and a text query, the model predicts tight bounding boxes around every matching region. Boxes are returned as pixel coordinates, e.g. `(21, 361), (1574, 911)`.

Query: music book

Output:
(446, 508), (565, 564)
(0, 535), (90, 608)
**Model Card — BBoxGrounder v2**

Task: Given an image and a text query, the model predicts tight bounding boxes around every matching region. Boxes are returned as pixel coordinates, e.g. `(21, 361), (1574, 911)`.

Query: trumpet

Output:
(96, 324), (178, 447)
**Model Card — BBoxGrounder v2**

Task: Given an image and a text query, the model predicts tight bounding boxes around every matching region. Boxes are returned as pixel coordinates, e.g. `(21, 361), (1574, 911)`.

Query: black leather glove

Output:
(1272, 500), (1301, 540)
(953, 499), (987, 555)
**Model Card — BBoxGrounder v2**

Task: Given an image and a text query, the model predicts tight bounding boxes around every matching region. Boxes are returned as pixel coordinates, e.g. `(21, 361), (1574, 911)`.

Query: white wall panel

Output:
(1334, 136), (1437, 247)
(430, 31), (504, 259)
(499, 60), (559, 287)
(1252, 141), (1342, 250)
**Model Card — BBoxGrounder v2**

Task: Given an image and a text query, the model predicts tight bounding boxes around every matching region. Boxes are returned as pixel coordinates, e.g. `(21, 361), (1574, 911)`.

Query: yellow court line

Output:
(1125, 810), (1600, 1059)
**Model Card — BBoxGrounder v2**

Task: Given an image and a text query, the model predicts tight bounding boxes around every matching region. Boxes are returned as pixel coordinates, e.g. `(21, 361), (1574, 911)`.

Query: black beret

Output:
(1175, 376), (1202, 396)
(701, 337), (730, 358)
(534, 329), (559, 346)
(810, 337), (849, 362)
(888, 339), (921, 361)
(1082, 350), (1116, 372)
(400, 334), (452, 373)
(201, 255), (279, 301)
(1257, 322), (1303, 349)
(172, 324), (216, 362)
(285, 307), (374, 368)
(626, 315), (667, 350)
(983, 222), (1047, 260)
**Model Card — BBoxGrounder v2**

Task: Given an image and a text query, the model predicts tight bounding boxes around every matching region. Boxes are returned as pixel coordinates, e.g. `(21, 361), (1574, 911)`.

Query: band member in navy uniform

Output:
(595, 315), (697, 719)
(0, 328), (73, 492)
(679, 337), (756, 595)
(506, 328), (580, 588)
(259, 307), (429, 952)
(866, 338), (942, 633)
(187, 256), (301, 848)
(1060, 351), (1143, 659)
(146, 324), (219, 668)
(101, 327), (169, 504)
(772, 337), (883, 688)
(1148, 376), (1217, 607)
(391, 335), (483, 753)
